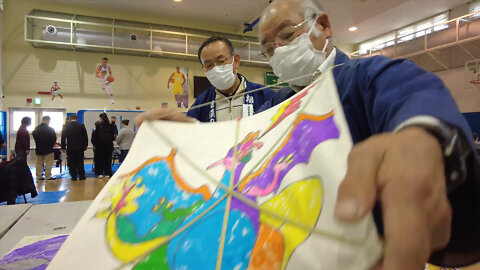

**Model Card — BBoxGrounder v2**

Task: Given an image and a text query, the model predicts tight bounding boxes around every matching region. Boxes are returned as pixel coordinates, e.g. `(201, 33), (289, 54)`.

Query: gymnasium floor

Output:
(31, 160), (110, 203)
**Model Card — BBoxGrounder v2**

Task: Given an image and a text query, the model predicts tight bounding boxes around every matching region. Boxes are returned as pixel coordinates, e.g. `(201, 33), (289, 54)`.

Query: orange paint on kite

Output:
(248, 224), (284, 270)
(119, 150), (212, 200)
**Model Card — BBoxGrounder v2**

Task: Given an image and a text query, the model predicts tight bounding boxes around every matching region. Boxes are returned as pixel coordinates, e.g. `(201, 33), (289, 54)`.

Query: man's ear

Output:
(233, 54), (241, 70)
(317, 13), (332, 38)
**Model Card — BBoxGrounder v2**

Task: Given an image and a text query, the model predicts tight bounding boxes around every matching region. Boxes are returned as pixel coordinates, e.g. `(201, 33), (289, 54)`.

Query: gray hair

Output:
(259, 0), (329, 40)
(303, 0), (325, 19)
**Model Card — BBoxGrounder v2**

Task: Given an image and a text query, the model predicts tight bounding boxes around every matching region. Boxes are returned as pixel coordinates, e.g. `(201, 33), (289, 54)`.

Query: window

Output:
(359, 32), (395, 55)
(359, 11), (450, 53)
(12, 111), (36, 132)
(470, 0), (480, 19)
(397, 12), (449, 43)
(42, 111), (65, 132)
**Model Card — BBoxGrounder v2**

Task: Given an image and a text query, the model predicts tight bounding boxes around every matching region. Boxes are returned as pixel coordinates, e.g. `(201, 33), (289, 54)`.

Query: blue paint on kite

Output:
(127, 161), (204, 238)
(166, 170), (255, 269)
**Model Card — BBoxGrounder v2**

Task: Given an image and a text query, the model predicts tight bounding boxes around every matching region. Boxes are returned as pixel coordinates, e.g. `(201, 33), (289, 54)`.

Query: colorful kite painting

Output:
(48, 71), (382, 270)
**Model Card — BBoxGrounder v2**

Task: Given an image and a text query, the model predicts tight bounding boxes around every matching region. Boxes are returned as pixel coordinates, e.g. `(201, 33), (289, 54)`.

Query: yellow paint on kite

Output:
(259, 179), (323, 270)
(105, 214), (168, 263)
(265, 100), (291, 131)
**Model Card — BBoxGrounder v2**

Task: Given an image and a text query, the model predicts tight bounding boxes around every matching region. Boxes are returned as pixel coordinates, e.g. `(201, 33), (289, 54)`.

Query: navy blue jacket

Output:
(187, 75), (275, 122)
(260, 50), (480, 266)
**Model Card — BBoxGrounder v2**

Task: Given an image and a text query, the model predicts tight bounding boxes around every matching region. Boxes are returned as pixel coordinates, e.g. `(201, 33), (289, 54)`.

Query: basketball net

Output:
(471, 80), (480, 90)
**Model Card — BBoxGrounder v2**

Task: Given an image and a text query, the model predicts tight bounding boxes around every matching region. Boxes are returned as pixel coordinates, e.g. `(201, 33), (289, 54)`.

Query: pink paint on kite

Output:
(263, 86), (313, 135)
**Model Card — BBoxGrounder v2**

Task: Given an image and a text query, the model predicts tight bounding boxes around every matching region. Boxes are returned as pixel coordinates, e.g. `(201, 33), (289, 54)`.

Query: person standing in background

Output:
(0, 134), (5, 149)
(32, 116), (57, 180)
(116, 119), (134, 163)
(111, 116), (118, 138)
(91, 121), (101, 173)
(15, 117), (31, 160)
(137, 37), (275, 124)
(61, 114), (88, 181)
(92, 113), (115, 178)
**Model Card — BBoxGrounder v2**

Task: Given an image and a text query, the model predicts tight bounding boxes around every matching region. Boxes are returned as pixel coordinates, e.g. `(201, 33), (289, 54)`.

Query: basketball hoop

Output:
(471, 80), (480, 89)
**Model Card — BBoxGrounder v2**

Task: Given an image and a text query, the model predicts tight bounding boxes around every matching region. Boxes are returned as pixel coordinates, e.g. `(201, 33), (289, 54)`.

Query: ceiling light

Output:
(173, 0), (182, 2)
(348, 26), (358, 32)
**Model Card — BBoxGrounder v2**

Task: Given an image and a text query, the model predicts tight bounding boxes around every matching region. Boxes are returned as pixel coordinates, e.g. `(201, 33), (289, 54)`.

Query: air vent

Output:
(25, 9), (268, 67)
(46, 25), (57, 35)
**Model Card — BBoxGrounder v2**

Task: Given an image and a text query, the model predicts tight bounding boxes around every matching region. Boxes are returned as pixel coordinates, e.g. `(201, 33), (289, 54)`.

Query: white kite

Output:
(49, 71), (382, 270)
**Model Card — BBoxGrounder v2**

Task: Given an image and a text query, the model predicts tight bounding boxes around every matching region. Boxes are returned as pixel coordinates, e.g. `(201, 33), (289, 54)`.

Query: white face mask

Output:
(205, 58), (237, 91)
(269, 20), (329, 87)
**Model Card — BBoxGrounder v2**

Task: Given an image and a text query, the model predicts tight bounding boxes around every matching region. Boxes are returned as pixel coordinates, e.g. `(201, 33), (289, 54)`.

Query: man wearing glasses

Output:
(186, 36), (274, 122)
(258, 0), (479, 269)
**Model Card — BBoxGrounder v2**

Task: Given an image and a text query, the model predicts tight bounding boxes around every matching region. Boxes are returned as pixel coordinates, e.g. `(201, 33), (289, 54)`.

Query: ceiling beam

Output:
(459, 44), (477, 60)
(427, 52), (449, 70)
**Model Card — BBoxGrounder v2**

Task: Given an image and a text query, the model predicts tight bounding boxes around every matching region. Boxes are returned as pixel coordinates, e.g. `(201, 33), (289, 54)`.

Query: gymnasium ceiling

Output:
(39, 0), (472, 44)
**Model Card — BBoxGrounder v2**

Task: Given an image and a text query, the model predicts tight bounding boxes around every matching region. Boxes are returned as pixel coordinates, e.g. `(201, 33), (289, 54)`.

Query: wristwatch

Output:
(395, 116), (472, 193)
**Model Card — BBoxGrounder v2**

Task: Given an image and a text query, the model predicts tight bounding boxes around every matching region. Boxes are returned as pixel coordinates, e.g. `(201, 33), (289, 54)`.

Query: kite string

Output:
(215, 119), (241, 270)
(117, 68), (379, 268)
(146, 72), (368, 246)
(188, 64), (344, 112)
(146, 112), (365, 246)
(235, 72), (329, 188)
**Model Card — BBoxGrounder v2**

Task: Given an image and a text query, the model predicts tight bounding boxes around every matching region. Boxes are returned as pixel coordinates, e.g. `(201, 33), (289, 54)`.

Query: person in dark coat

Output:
(111, 116), (118, 137)
(61, 114), (88, 180)
(32, 116), (57, 180)
(0, 135), (5, 149)
(91, 121), (101, 173)
(15, 117), (31, 160)
(92, 113), (115, 178)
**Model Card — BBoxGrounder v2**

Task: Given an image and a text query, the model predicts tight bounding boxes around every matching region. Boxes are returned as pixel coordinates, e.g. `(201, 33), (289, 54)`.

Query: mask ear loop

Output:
(321, 38), (329, 53)
(307, 15), (329, 53)
(231, 53), (238, 75)
(307, 15), (321, 38)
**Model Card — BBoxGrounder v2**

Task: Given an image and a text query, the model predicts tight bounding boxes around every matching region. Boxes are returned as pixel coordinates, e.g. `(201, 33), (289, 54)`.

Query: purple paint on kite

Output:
(244, 115), (339, 194)
(230, 194), (260, 233)
(0, 235), (68, 270)
(229, 162), (261, 233)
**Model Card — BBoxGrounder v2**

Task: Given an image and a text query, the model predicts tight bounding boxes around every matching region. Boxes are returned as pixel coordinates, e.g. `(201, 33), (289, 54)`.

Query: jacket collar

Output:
(333, 49), (351, 79)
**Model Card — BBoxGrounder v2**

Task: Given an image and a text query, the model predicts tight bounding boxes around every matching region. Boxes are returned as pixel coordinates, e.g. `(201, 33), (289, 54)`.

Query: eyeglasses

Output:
(260, 16), (315, 60)
(203, 55), (235, 71)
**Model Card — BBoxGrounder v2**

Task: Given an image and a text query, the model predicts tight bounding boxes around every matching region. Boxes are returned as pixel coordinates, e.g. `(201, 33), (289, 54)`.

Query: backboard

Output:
(466, 59), (480, 89)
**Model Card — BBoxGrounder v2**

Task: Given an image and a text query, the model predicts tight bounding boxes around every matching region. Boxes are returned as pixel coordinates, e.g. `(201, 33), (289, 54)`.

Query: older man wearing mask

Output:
(137, 36), (274, 123)
(258, 0), (480, 269)
(188, 36), (274, 122)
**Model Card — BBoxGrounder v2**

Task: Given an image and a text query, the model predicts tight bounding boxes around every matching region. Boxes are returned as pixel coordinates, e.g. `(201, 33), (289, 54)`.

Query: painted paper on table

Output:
(0, 235), (67, 270)
(48, 71), (382, 270)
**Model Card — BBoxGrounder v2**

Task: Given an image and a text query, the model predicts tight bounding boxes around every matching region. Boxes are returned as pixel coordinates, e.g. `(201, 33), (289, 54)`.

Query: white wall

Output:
(435, 67), (480, 113)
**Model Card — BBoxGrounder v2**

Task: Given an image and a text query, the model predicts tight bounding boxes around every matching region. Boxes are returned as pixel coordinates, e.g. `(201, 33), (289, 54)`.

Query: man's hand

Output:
(26, 150), (30, 155)
(62, 149), (66, 153)
(135, 108), (195, 127)
(335, 127), (452, 270)
(1, 143), (5, 149)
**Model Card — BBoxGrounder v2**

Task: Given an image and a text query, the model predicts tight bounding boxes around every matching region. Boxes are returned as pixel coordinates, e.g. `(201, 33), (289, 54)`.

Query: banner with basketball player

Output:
(96, 57), (115, 104)
(167, 66), (189, 108)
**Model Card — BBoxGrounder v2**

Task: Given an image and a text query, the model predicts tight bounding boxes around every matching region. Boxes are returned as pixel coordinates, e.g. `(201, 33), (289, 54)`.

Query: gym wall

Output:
(1, 0), (271, 113)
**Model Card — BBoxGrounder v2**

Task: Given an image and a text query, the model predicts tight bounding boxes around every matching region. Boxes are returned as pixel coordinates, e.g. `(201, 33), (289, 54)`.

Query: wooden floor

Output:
(35, 177), (108, 202)
(31, 160), (109, 202)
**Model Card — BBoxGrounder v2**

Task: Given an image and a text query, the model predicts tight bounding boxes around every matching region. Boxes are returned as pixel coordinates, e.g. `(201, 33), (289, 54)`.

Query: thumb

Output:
(335, 137), (387, 221)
